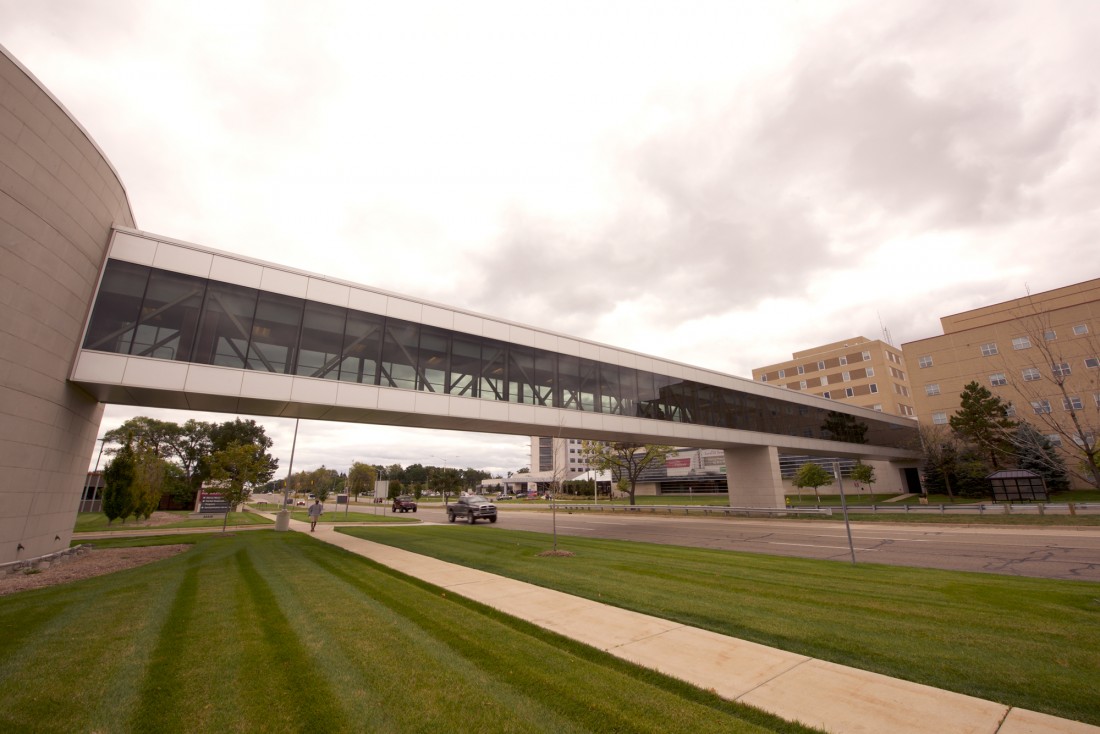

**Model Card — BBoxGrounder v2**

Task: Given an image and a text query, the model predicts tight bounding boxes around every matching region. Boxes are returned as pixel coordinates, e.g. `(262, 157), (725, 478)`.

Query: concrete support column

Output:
(723, 446), (785, 508)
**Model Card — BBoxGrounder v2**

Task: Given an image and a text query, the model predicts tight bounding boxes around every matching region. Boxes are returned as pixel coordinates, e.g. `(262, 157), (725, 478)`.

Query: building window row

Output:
(989, 373), (1007, 386)
(1074, 324), (1089, 336)
(980, 342), (999, 357)
(1031, 400), (1053, 414)
(932, 412), (948, 424)
(84, 260), (917, 447)
(918, 355), (933, 368)
(1012, 336), (1031, 350)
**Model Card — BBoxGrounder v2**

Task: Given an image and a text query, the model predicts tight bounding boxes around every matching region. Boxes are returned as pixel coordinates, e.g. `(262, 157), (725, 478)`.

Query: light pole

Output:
(833, 460), (857, 565)
(275, 418), (300, 532)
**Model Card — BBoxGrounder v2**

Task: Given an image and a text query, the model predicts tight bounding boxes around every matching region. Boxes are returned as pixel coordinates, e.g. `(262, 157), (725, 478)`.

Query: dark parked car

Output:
(392, 495), (418, 513)
(447, 495), (497, 524)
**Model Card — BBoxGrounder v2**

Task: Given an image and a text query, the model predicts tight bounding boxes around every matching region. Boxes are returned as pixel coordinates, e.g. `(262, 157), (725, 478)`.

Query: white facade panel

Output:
(557, 338), (581, 357)
(414, 392), (450, 416)
(335, 382), (379, 409)
(378, 387), (417, 412)
(509, 325), (536, 347)
(209, 256), (263, 289)
(478, 399), (510, 422)
(240, 371), (294, 401)
(483, 320), (510, 341)
(387, 298), (423, 322)
(153, 243), (213, 279)
(185, 364), (245, 395)
(71, 351), (126, 384)
(348, 288), (388, 315)
(579, 342), (601, 360)
(108, 232), (155, 265)
(306, 278), (350, 308)
(534, 331), (558, 351)
(448, 396), (481, 419)
(422, 305), (455, 330)
(452, 312), (484, 337)
(124, 357), (189, 390)
(291, 377), (339, 405)
(598, 346), (622, 366)
(508, 403), (536, 424)
(260, 268), (309, 299)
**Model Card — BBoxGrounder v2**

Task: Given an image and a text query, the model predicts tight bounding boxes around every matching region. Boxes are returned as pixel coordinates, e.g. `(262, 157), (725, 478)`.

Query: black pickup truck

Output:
(447, 495), (498, 524)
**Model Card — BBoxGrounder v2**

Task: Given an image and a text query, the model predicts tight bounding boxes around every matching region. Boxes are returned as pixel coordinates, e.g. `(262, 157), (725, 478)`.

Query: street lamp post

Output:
(275, 419), (300, 532)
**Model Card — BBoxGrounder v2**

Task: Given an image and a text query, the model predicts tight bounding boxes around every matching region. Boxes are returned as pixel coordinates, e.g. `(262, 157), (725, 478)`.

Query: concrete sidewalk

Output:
(287, 516), (1097, 734)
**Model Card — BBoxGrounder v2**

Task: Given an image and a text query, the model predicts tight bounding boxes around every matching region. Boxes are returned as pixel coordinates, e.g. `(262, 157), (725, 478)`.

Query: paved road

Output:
(403, 504), (1100, 582)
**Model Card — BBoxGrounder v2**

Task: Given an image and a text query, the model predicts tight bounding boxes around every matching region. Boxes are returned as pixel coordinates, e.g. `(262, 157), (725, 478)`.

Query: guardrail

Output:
(552, 504), (833, 517)
(550, 502), (1098, 517)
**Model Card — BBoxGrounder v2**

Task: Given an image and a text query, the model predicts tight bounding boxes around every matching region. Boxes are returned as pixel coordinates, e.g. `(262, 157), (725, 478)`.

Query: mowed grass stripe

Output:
(338, 525), (1100, 726)
(0, 532), (818, 733)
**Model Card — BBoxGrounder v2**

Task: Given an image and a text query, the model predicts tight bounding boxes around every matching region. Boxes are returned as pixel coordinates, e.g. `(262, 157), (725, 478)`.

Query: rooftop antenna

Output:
(877, 312), (893, 346)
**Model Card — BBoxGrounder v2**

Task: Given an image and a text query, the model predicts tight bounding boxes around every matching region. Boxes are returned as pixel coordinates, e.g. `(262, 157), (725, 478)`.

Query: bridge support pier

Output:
(723, 446), (785, 508)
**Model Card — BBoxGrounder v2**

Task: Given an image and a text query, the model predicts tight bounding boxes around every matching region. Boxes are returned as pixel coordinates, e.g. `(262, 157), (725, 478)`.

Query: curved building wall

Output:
(0, 46), (135, 563)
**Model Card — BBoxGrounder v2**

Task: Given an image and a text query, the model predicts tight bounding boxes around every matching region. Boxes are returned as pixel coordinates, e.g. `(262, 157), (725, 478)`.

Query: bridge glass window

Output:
(380, 319), (420, 390)
(508, 345), (536, 404)
(339, 310), (383, 384)
(448, 336), (481, 397)
(479, 340), (507, 401)
(599, 363), (622, 414)
(83, 259), (150, 354)
(246, 291), (303, 373)
(81, 259), (923, 451)
(635, 368), (658, 418)
(297, 302), (346, 379)
(417, 327), (449, 392)
(534, 349), (557, 406)
(192, 281), (259, 368)
(129, 269), (205, 361)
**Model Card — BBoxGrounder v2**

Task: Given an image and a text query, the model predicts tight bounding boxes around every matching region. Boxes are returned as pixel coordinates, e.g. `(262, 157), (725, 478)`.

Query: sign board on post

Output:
(336, 494), (348, 505)
(198, 492), (230, 514)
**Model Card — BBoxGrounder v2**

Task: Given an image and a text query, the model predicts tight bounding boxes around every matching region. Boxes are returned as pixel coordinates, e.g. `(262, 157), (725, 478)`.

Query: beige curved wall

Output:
(0, 46), (135, 563)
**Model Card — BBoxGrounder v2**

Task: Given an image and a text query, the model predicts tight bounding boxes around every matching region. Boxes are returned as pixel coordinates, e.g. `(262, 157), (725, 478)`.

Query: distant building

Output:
(752, 337), (916, 418)
(902, 279), (1100, 488)
(530, 437), (595, 478)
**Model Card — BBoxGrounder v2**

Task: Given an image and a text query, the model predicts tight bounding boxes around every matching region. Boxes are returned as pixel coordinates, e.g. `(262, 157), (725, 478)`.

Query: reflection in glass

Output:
(80, 259), (919, 450)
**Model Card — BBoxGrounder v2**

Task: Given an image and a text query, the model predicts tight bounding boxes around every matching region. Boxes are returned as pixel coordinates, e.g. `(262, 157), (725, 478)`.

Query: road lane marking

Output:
(770, 542), (878, 551)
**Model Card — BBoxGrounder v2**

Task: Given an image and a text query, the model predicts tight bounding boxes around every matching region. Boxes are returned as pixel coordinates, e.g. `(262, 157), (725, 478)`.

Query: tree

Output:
(1012, 423), (1070, 492)
(850, 462), (876, 494)
(130, 440), (167, 519)
(207, 442), (269, 532)
(102, 441), (137, 524)
(430, 467), (463, 502)
(204, 419), (278, 486)
(348, 462), (378, 499)
(579, 442), (677, 506)
(949, 382), (1017, 468)
(792, 462), (833, 502)
(821, 412), (869, 444)
(920, 423), (993, 500)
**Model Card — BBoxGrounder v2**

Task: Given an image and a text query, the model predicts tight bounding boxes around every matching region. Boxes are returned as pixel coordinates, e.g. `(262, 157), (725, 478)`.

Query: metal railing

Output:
(552, 504), (833, 517)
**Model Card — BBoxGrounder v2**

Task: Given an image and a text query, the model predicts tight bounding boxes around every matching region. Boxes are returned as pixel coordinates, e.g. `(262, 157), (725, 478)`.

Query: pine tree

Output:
(949, 382), (1017, 468)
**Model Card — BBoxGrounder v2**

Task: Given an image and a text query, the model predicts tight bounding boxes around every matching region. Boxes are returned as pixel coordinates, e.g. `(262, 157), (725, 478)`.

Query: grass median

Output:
(0, 531), (817, 734)
(338, 525), (1100, 726)
(73, 511), (272, 533)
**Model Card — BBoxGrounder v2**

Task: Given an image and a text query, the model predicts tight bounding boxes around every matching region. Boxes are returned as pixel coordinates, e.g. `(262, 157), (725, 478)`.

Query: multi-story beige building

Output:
(902, 279), (1100, 487)
(752, 337), (916, 418)
(530, 436), (594, 478)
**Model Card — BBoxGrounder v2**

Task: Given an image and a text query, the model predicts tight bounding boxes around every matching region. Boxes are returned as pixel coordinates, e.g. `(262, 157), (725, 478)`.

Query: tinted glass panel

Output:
(246, 292), (303, 373)
(533, 349), (556, 406)
(418, 327), (449, 392)
(508, 346), (535, 404)
(380, 320), (419, 390)
(129, 269), (205, 361)
(297, 302), (346, 379)
(81, 260), (921, 450)
(340, 310), (383, 384)
(192, 281), (258, 368)
(480, 340), (507, 400)
(449, 336), (481, 397)
(83, 259), (150, 353)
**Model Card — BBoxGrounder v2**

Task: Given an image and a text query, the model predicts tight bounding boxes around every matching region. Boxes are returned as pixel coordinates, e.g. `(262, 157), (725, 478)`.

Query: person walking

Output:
(308, 500), (323, 532)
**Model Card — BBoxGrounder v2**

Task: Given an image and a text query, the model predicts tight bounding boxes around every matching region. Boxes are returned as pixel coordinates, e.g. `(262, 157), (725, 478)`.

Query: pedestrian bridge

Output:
(72, 228), (920, 506)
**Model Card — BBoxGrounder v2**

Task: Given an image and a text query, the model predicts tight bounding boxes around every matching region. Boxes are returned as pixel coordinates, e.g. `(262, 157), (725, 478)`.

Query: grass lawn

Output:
(339, 526), (1100, 726)
(248, 503), (420, 524)
(73, 511), (272, 533)
(0, 532), (816, 734)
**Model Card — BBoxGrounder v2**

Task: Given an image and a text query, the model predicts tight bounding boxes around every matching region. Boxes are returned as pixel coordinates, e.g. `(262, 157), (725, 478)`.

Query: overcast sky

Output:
(4, 1), (1099, 477)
